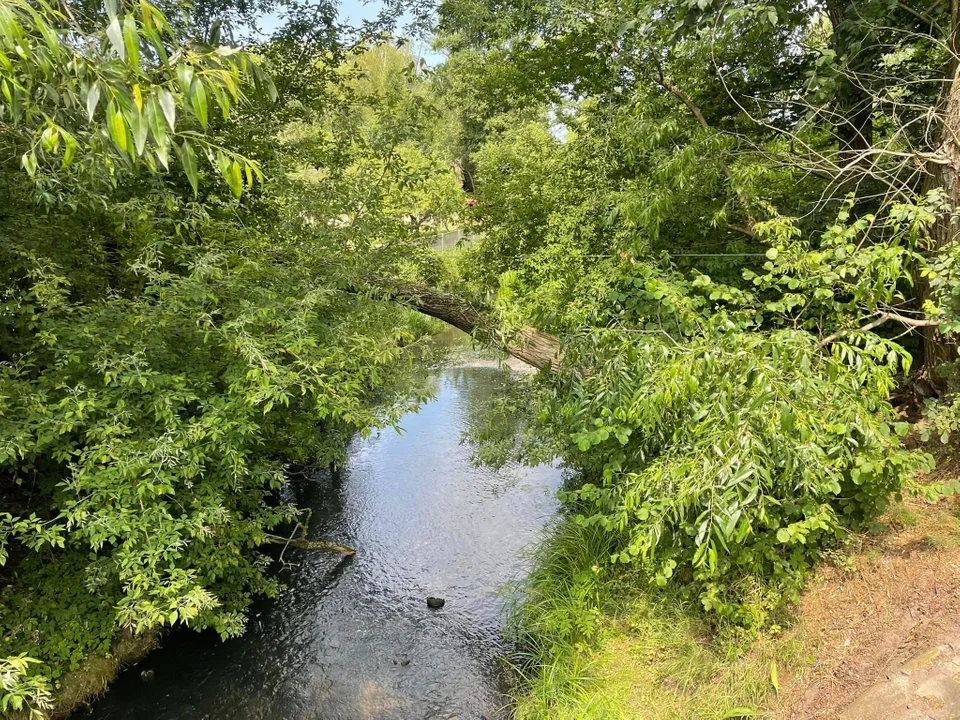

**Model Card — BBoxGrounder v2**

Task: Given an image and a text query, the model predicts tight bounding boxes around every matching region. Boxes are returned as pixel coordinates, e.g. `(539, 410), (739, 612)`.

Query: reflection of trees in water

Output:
(443, 368), (550, 480)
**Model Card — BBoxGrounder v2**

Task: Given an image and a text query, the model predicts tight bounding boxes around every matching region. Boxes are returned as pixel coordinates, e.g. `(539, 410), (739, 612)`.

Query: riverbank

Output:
(509, 462), (960, 719)
(7, 631), (158, 720)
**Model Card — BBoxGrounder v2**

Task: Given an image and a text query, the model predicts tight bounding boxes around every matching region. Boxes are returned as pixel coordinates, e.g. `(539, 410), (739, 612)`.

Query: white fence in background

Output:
(429, 229), (476, 252)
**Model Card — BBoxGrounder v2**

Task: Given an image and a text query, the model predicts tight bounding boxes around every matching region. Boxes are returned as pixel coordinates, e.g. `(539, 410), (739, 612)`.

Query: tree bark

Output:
(263, 534), (356, 556)
(380, 282), (563, 371)
(917, 64), (960, 388)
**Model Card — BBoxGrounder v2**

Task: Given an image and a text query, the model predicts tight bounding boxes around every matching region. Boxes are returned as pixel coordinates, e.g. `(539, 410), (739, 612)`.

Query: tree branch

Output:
(656, 67), (755, 228)
(818, 311), (942, 348)
(263, 533), (356, 556)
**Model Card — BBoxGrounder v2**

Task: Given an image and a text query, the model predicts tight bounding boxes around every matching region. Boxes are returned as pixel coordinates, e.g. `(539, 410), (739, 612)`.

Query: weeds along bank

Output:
(504, 468), (960, 719)
(505, 520), (808, 720)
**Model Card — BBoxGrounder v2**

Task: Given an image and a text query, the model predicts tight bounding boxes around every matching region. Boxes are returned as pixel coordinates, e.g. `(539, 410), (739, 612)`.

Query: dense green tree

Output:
(0, 2), (461, 715)
(428, 0), (960, 626)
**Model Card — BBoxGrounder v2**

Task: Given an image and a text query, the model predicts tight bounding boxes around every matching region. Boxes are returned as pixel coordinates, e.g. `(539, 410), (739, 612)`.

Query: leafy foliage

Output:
(0, 0), (273, 198)
(472, 224), (935, 617)
(0, 2), (459, 713)
(0, 655), (52, 717)
(554, 323), (924, 619)
(438, 0), (960, 627)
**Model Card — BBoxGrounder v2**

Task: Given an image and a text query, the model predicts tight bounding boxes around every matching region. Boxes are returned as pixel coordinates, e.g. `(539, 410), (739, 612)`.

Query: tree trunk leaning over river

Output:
(375, 282), (563, 371)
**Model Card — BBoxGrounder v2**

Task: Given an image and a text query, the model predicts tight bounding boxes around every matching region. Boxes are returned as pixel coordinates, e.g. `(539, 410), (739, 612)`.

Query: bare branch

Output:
(818, 311), (942, 348)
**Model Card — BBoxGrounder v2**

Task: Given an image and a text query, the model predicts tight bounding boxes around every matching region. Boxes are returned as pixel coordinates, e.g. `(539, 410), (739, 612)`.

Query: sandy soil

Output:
(778, 471), (960, 719)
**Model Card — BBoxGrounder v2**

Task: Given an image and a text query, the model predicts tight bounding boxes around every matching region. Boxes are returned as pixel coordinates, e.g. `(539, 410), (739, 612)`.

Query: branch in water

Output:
(263, 533), (356, 556)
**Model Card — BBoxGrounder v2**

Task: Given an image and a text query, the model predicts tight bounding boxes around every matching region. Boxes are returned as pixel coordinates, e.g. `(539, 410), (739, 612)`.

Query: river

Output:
(80, 365), (564, 720)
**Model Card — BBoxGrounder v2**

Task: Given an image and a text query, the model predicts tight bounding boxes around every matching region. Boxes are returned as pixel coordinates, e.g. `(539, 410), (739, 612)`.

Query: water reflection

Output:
(83, 368), (563, 720)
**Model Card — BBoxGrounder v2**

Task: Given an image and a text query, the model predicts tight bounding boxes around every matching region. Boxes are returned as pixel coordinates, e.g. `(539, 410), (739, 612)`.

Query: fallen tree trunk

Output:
(377, 282), (563, 372)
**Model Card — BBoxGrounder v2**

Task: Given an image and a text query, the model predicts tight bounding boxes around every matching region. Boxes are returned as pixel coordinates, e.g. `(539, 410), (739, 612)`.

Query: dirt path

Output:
(778, 492), (960, 719)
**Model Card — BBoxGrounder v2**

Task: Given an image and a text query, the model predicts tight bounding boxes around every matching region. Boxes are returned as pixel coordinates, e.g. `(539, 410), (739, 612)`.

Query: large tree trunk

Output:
(917, 64), (960, 389)
(382, 282), (562, 371)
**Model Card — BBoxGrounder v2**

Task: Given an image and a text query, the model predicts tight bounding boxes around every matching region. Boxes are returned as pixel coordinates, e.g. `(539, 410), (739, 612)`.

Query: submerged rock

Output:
(426, 597), (445, 609)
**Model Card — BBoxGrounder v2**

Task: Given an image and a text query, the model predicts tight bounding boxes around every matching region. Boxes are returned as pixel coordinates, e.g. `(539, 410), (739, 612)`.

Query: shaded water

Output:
(83, 367), (563, 720)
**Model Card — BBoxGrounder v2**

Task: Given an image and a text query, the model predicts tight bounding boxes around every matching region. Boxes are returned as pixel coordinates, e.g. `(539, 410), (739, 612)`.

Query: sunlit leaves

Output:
(545, 325), (932, 618)
(0, 0), (269, 196)
(0, 655), (53, 716)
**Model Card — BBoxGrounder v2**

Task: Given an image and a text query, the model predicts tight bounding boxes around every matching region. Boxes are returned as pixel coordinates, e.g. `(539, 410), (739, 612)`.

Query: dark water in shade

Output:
(81, 367), (564, 720)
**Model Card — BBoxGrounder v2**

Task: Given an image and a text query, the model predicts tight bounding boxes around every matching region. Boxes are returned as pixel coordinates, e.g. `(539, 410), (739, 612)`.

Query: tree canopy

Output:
(0, 1), (461, 714)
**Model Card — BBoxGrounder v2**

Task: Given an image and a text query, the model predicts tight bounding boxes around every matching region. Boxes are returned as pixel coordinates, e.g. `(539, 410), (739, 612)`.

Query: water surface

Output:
(83, 367), (562, 720)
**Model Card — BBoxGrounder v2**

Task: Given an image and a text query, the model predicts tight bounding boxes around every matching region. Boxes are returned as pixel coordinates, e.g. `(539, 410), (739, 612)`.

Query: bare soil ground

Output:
(777, 463), (960, 719)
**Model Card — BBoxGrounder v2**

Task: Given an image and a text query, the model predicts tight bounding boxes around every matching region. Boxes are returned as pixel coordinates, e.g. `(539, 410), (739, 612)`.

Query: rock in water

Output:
(426, 597), (445, 609)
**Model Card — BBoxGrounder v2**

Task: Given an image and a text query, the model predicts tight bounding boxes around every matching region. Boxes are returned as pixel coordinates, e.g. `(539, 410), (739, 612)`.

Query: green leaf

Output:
(106, 16), (125, 60)
(770, 661), (779, 695)
(177, 64), (195, 96)
(40, 125), (59, 153)
(190, 77), (208, 128)
(123, 15), (140, 70)
(106, 101), (128, 152)
(61, 129), (77, 168)
(227, 159), (243, 198)
(155, 141), (169, 169)
(21, 149), (37, 177)
(216, 148), (230, 179)
(130, 110), (148, 156)
(157, 89), (176, 130)
(145, 97), (166, 147)
(85, 83), (101, 121)
(177, 139), (198, 194)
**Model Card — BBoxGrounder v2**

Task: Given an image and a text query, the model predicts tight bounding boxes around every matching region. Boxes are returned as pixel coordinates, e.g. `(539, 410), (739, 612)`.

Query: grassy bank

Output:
(506, 521), (809, 720)
(508, 474), (960, 719)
